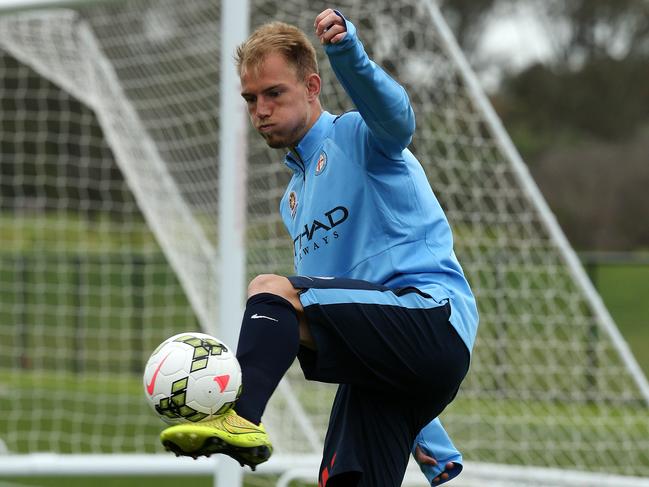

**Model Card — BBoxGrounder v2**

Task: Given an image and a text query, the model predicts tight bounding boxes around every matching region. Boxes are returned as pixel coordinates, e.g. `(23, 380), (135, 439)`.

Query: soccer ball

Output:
(143, 332), (242, 425)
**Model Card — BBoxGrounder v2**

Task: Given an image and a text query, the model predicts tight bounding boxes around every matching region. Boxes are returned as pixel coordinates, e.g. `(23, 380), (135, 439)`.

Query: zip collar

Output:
(284, 111), (336, 174)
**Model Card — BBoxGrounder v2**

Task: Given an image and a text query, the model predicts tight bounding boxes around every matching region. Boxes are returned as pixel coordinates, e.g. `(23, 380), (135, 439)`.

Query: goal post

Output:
(1, 0), (648, 486)
(216, 0), (248, 485)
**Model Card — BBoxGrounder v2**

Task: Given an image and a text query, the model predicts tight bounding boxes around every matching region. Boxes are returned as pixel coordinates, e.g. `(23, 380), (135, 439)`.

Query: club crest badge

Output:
(315, 151), (327, 176)
(288, 191), (298, 219)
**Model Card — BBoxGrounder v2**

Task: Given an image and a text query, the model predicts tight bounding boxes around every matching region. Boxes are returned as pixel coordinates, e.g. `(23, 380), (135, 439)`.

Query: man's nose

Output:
(256, 98), (271, 118)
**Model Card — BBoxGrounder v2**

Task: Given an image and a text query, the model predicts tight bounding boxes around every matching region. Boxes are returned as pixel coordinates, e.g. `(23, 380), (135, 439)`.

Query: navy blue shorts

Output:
(287, 276), (469, 487)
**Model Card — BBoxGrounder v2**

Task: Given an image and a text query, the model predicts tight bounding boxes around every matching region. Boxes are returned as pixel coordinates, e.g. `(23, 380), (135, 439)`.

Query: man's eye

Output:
(269, 91), (281, 98)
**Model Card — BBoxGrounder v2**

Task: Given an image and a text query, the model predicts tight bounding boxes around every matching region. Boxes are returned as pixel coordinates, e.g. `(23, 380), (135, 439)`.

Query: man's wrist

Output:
(324, 12), (357, 54)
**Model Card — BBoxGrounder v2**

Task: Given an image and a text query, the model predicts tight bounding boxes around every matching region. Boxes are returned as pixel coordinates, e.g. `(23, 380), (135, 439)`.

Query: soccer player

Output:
(161, 8), (479, 486)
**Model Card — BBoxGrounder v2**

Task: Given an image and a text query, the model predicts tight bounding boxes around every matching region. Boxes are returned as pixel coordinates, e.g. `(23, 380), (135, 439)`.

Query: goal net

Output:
(1, 0), (648, 486)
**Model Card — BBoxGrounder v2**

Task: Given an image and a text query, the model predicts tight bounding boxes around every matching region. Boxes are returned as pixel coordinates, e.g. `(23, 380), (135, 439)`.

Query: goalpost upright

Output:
(216, 1), (249, 486)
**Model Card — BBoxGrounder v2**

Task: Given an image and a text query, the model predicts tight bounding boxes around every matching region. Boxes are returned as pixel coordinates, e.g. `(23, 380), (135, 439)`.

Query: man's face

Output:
(240, 53), (316, 149)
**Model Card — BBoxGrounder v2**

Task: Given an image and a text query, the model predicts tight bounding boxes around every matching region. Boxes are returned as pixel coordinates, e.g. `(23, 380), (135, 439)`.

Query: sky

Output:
(474, 3), (554, 90)
(482, 5), (552, 66)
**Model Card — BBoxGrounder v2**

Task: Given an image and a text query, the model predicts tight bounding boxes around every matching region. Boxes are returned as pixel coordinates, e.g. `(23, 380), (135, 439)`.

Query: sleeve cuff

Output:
(416, 449), (463, 486)
(412, 418), (463, 486)
(323, 10), (358, 55)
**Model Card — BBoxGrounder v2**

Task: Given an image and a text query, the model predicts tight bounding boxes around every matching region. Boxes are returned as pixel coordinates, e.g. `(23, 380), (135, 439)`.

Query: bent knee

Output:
(248, 274), (292, 299)
(248, 274), (304, 315)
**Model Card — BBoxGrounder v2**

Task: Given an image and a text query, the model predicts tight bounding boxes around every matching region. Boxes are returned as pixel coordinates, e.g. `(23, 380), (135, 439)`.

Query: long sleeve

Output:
(412, 418), (463, 485)
(324, 13), (415, 152)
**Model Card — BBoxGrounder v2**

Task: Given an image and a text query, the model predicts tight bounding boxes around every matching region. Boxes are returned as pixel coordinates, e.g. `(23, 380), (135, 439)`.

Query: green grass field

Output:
(1, 213), (648, 485)
(0, 265), (649, 487)
(593, 263), (649, 375)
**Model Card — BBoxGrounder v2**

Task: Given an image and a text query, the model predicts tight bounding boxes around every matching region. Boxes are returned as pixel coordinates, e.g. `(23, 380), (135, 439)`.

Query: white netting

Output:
(1, 0), (648, 484)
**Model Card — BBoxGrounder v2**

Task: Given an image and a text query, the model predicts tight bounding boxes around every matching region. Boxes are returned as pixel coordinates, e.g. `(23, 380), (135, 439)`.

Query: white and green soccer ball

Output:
(143, 332), (242, 425)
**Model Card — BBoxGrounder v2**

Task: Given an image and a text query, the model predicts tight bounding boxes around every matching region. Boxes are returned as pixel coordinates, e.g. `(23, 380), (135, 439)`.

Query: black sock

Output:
(235, 292), (300, 425)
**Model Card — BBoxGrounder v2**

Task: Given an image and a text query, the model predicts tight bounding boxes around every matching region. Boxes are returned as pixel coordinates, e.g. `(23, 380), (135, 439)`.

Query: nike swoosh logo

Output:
(251, 313), (278, 322)
(146, 351), (172, 396)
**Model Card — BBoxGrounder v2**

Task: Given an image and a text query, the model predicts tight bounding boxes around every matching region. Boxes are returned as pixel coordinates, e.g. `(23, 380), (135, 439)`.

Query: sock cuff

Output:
(246, 292), (298, 317)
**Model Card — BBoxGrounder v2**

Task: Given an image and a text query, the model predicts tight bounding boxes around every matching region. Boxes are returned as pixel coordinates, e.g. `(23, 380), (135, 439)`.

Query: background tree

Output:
(442, 0), (649, 251)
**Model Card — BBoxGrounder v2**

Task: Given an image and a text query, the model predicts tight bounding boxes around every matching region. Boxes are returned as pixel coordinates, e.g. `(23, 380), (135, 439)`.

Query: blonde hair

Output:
(236, 21), (318, 81)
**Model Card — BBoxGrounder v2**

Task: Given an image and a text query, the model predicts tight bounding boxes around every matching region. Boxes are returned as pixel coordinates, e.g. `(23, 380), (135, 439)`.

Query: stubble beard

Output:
(262, 133), (289, 149)
(260, 116), (308, 150)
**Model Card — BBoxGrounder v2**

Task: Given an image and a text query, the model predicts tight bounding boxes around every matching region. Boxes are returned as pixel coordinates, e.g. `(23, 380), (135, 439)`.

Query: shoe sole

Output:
(162, 435), (272, 471)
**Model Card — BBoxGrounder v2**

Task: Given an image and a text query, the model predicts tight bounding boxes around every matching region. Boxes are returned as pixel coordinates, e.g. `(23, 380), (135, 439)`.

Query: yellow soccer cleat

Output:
(160, 409), (273, 470)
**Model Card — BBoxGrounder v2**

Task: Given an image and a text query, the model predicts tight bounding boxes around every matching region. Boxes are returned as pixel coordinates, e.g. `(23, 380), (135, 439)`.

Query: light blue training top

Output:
(279, 17), (478, 353)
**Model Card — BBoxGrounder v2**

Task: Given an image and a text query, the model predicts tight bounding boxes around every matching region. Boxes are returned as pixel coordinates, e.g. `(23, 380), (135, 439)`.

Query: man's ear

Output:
(305, 73), (321, 101)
